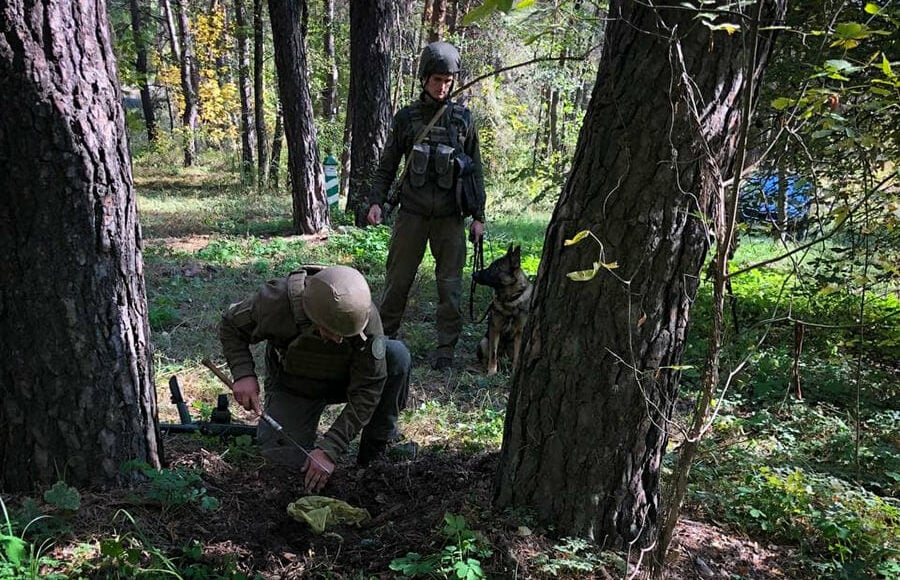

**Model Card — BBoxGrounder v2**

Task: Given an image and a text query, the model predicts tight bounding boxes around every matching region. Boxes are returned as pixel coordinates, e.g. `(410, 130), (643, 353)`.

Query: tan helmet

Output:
(302, 266), (372, 339)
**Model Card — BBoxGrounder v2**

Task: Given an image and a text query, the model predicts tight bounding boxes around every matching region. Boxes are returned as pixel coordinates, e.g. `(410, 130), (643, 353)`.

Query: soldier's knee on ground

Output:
(385, 339), (411, 376)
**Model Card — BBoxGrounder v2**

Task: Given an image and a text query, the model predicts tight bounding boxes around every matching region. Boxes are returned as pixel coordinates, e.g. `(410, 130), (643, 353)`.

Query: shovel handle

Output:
(202, 358), (234, 389)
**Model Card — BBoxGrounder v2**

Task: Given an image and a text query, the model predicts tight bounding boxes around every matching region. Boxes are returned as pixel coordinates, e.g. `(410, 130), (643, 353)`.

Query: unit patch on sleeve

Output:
(370, 335), (386, 360)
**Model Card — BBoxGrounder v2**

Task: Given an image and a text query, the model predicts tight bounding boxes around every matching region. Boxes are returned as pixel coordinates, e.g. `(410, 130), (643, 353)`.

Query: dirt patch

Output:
(153, 235), (216, 254)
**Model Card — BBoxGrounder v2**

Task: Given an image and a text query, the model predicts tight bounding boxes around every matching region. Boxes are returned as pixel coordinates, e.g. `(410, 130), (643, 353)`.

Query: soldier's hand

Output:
(303, 448), (335, 493)
(469, 220), (485, 243)
(232, 376), (262, 415)
(367, 204), (383, 226)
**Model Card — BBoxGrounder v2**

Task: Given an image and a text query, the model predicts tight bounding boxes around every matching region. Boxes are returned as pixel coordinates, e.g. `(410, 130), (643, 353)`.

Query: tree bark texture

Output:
(340, 95), (352, 209)
(268, 0), (328, 234)
(129, 0), (158, 142)
(348, 0), (394, 225)
(161, 0), (182, 61)
(548, 87), (560, 155)
(428, 0), (447, 43)
(175, 0), (199, 166)
(253, 0), (268, 188)
(159, 0), (180, 129)
(494, 0), (783, 546)
(0, 0), (160, 492)
(321, 0), (338, 121)
(234, 0), (255, 180)
(269, 99), (284, 188)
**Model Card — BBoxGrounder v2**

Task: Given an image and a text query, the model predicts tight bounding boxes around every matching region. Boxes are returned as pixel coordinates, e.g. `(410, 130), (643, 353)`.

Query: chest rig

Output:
(277, 269), (355, 385)
(406, 102), (470, 192)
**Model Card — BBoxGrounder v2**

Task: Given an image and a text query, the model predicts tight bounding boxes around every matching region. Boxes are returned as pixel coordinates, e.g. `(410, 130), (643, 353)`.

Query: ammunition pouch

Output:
(434, 144), (455, 190)
(409, 144), (429, 188)
(455, 152), (483, 219)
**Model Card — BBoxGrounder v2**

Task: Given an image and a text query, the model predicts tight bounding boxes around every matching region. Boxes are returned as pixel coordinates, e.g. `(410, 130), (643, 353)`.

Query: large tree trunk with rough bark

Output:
(347, 0), (394, 226)
(494, 0), (784, 547)
(268, 0), (328, 233)
(0, 0), (160, 492)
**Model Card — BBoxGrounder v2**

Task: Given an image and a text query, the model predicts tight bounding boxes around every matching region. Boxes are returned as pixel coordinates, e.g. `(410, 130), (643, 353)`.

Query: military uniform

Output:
(368, 93), (486, 360)
(219, 266), (410, 465)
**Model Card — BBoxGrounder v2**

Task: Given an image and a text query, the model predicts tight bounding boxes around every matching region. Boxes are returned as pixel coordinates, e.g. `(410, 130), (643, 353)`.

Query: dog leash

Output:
(468, 234), (487, 322)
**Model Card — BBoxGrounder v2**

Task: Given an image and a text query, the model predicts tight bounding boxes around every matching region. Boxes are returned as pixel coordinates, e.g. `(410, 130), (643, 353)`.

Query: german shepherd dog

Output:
(472, 244), (533, 376)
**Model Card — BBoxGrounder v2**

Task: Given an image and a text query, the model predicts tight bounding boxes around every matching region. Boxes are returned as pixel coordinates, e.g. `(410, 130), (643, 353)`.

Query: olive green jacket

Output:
(368, 93), (486, 222)
(219, 270), (388, 460)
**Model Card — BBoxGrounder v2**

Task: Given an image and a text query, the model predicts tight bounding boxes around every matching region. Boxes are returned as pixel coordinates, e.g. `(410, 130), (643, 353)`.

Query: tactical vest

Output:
(405, 102), (471, 193)
(276, 267), (355, 389)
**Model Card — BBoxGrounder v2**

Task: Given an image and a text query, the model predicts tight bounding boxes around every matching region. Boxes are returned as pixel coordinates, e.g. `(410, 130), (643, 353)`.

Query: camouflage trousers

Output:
(257, 339), (411, 466)
(379, 210), (466, 357)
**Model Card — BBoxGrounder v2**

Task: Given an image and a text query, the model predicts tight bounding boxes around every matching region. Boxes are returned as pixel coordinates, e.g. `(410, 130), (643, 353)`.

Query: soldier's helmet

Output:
(302, 266), (371, 339)
(417, 41), (461, 82)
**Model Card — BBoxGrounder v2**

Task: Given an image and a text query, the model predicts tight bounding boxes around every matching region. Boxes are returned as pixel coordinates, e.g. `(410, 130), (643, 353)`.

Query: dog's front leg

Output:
(487, 327), (500, 376)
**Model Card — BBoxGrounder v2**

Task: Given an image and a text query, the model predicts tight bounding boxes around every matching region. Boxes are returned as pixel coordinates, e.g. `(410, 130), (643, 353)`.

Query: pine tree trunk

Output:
(347, 0), (395, 225)
(548, 87), (560, 155)
(0, 0), (160, 492)
(268, 0), (328, 233)
(340, 95), (353, 209)
(253, 0), (268, 188)
(161, 0), (182, 61)
(494, 0), (784, 547)
(321, 0), (338, 122)
(235, 0), (255, 181)
(159, 0), (179, 130)
(175, 0), (199, 166)
(129, 0), (158, 142)
(269, 100), (284, 188)
(429, 0), (447, 42)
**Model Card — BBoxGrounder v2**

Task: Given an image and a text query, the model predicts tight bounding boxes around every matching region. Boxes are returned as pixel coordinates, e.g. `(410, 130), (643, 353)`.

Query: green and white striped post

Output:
(323, 154), (339, 209)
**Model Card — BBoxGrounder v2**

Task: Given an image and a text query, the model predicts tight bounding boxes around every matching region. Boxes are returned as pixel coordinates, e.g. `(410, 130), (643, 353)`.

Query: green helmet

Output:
(417, 41), (461, 81)
(302, 266), (371, 339)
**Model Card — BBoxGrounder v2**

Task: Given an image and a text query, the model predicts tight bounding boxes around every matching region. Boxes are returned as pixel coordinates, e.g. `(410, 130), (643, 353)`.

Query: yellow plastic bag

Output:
(287, 495), (371, 534)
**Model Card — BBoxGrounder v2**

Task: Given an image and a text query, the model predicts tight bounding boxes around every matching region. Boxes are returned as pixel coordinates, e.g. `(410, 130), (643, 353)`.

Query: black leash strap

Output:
(468, 235), (485, 322)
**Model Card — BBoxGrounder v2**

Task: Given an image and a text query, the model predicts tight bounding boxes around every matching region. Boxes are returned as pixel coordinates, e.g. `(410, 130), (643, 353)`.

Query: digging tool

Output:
(200, 358), (332, 474)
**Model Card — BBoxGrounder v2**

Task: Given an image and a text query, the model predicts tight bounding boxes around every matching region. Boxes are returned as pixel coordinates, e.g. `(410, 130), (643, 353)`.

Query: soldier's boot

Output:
(357, 438), (388, 466)
(357, 437), (419, 466)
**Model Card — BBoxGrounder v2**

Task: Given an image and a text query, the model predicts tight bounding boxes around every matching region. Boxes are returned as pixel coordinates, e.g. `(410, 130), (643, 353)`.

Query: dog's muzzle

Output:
(472, 269), (492, 287)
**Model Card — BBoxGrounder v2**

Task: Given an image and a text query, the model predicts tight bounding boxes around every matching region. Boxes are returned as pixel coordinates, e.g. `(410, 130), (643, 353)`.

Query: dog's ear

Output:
(510, 244), (521, 268)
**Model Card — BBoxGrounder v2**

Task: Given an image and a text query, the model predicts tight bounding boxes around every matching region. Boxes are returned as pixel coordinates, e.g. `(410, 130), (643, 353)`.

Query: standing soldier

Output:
(219, 265), (411, 493)
(366, 41), (486, 370)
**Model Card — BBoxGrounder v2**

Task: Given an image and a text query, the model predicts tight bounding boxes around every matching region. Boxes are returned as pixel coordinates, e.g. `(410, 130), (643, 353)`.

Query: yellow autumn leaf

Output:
(711, 23), (740, 35)
(566, 267), (599, 282)
(564, 230), (591, 246)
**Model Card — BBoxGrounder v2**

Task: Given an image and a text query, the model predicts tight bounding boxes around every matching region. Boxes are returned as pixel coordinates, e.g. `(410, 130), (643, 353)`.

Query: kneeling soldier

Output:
(219, 265), (411, 493)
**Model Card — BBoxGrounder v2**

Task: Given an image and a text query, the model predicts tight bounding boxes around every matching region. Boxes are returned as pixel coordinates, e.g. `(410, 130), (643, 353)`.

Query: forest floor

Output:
(52, 432), (802, 579)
